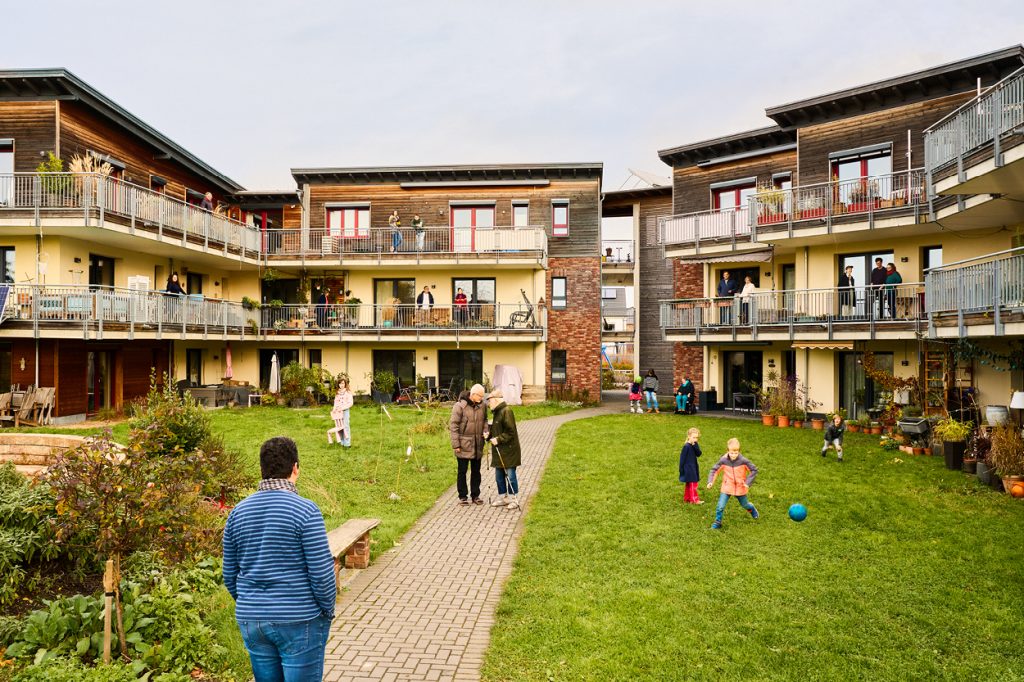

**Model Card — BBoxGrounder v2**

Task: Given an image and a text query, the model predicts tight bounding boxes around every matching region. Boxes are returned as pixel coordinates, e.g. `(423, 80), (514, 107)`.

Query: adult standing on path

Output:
(487, 389), (522, 509)
(642, 368), (660, 414)
(222, 436), (336, 680)
(450, 384), (487, 505)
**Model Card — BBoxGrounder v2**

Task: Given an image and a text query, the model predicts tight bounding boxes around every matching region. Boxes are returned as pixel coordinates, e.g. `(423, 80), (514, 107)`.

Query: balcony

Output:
(926, 248), (1024, 338)
(262, 227), (547, 266)
(0, 173), (261, 260)
(256, 302), (545, 340)
(601, 240), (634, 266)
(925, 66), (1024, 195)
(660, 283), (925, 342)
(658, 170), (929, 256)
(601, 307), (634, 341)
(0, 285), (546, 342)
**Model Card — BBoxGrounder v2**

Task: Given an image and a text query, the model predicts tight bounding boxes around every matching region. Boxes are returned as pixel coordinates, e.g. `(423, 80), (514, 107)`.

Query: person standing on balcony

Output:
(165, 272), (186, 296)
(870, 257), (887, 318)
(838, 265), (856, 317)
(716, 271), (737, 324)
(315, 286), (328, 328)
(454, 287), (469, 326)
(412, 214), (425, 251)
(737, 276), (756, 324)
(885, 263), (903, 319)
(200, 192), (214, 211)
(388, 210), (402, 252)
(416, 285), (434, 324)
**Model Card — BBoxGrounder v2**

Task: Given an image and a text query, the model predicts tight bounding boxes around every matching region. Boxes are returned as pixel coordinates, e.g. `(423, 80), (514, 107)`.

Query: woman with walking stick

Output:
(487, 390), (522, 509)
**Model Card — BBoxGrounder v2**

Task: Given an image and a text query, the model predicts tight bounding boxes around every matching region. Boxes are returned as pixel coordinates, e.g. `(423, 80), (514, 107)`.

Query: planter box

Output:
(898, 417), (930, 436)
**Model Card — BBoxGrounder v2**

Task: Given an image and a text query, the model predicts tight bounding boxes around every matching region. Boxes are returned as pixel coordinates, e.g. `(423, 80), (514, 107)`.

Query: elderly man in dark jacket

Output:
(487, 389), (522, 509)
(450, 384), (487, 505)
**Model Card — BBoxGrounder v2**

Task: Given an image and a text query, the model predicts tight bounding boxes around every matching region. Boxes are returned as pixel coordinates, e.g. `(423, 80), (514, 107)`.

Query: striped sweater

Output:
(222, 489), (337, 622)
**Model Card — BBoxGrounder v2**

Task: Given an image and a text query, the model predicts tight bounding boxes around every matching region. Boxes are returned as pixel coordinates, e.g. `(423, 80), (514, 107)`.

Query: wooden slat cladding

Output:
(671, 150), (797, 214)
(795, 92), (975, 185)
(306, 179), (601, 257)
(0, 102), (57, 172)
(58, 101), (226, 204)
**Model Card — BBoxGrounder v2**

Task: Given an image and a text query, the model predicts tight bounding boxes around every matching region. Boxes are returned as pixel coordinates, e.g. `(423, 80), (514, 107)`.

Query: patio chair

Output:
(435, 378), (459, 402)
(0, 392), (13, 425)
(509, 289), (536, 328)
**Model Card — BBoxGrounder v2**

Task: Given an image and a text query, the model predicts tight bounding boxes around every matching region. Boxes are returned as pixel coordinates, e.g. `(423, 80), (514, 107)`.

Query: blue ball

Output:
(788, 503), (807, 522)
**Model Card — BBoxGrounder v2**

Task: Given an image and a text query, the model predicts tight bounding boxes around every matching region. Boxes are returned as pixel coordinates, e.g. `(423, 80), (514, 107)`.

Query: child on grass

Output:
(628, 376), (643, 414)
(330, 377), (354, 447)
(822, 414), (846, 462)
(678, 427), (703, 504)
(706, 437), (759, 529)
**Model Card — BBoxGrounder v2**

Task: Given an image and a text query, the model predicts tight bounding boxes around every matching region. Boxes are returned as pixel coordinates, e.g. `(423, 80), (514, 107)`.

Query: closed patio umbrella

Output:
(269, 352), (281, 394)
(224, 342), (233, 380)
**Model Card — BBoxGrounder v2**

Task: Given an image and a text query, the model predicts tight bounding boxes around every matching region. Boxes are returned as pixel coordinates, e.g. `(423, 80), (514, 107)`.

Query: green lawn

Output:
(482, 415), (1024, 681)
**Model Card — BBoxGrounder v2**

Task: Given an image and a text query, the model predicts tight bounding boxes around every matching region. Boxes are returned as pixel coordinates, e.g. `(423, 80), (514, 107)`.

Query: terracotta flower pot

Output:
(1001, 475), (1024, 495)
(811, 419), (825, 430)
(777, 416), (790, 428)
(793, 420), (804, 429)
(913, 447), (924, 456)
(923, 447), (933, 456)
(762, 415), (776, 426)
(963, 458), (977, 474)
(848, 424), (860, 433)
(869, 426), (882, 435)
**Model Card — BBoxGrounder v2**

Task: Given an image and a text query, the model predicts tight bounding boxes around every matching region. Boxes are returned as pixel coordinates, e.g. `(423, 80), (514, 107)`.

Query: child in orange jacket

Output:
(706, 437), (759, 529)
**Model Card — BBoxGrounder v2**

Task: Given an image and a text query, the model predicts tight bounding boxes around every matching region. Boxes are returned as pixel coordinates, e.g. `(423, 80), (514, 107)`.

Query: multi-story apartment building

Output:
(656, 46), (1024, 419)
(0, 69), (603, 421)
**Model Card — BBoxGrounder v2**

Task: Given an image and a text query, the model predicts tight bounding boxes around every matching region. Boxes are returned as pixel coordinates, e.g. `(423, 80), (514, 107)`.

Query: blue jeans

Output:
(341, 408), (351, 447)
(675, 394), (689, 412)
(645, 390), (658, 409)
(239, 613), (332, 682)
(391, 230), (403, 250)
(495, 466), (519, 495)
(715, 493), (756, 523)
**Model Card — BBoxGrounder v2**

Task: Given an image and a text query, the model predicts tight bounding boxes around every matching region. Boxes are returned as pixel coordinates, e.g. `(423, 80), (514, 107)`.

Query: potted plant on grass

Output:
(791, 410), (806, 429)
(989, 423), (1024, 493)
(368, 369), (397, 404)
(934, 416), (973, 471)
(972, 430), (993, 483)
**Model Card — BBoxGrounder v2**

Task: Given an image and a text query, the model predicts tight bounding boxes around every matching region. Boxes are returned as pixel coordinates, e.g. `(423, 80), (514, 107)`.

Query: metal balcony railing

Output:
(262, 226), (547, 259)
(658, 206), (752, 247)
(925, 247), (1024, 336)
(0, 173), (261, 257)
(0, 284), (248, 337)
(660, 283), (924, 336)
(750, 169), (926, 234)
(257, 302), (545, 335)
(924, 66), (1024, 176)
(601, 307), (635, 333)
(601, 240), (634, 263)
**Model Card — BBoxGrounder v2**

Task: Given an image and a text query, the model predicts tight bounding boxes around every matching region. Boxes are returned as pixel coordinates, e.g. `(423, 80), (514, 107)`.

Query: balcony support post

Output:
(956, 116), (966, 184)
(956, 270), (965, 338)
(993, 259), (1003, 336)
(129, 293), (135, 341)
(157, 294), (163, 340)
(993, 88), (1003, 168)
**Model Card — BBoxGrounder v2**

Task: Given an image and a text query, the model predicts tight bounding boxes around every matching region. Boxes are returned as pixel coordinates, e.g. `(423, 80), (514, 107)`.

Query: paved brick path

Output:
(323, 405), (616, 681)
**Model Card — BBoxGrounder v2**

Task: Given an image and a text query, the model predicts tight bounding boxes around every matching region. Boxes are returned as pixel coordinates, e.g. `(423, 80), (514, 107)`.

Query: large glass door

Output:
(373, 350), (416, 397)
(450, 206), (494, 253)
(374, 279), (415, 327)
(839, 251), (893, 317)
(839, 351), (893, 420)
(723, 350), (762, 409)
(87, 350), (115, 413)
(439, 350), (483, 393)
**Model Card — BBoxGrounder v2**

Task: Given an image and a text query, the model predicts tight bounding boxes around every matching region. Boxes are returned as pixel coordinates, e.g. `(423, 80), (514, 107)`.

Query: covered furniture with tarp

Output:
(492, 365), (523, 406)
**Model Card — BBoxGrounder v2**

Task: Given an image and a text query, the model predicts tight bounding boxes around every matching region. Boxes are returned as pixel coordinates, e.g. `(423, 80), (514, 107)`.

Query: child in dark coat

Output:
(822, 414), (846, 462)
(678, 427), (703, 504)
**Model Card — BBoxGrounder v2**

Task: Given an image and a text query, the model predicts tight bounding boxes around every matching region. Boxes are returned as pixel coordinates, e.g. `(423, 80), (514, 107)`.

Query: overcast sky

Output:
(4, 1), (1024, 192)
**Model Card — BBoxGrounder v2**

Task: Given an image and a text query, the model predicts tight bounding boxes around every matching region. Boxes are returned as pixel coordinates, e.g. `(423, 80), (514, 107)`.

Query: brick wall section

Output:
(673, 259), (704, 390)
(546, 257), (602, 402)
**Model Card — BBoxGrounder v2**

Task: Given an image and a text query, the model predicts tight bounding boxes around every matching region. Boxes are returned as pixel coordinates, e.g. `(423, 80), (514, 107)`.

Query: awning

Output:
(678, 249), (774, 264)
(791, 341), (854, 350)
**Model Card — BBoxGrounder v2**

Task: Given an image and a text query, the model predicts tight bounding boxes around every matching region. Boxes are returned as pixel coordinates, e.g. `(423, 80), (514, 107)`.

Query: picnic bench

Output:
(327, 518), (381, 584)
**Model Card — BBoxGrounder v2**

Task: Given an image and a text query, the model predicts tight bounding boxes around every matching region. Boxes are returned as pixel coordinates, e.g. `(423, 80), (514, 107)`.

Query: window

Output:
(551, 350), (567, 384)
(0, 247), (13, 284)
(773, 173), (792, 190)
(149, 175), (167, 193)
(451, 206), (495, 228)
(186, 349), (203, 386)
(0, 139), (13, 206)
(185, 189), (204, 206)
(326, 205), (370, 238)
(552, 277), (567, 309)
(439, 350), (483, 393)
(452, 278), (495, 304)
(187, 273), (203, 295)
(512, 202), (529, 227)
(923, 246), (943, 272)
(308, 349), (322, 368)
(552, 201), (569, 237)
(831, 145), (893, 204)
(602, 287), (617, 299)
(713, 183), (756, 211)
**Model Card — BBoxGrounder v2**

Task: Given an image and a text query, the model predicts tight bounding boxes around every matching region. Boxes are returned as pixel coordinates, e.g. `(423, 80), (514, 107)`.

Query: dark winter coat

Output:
(488, 401), (521, 469)
(675, 380), (695, 399)
(717, 277), (737, 298)
(823, 422), (846, 444)
(870, 266), (888, 287)
(679, 442), (701, 483)
(449, 395), (486, 459)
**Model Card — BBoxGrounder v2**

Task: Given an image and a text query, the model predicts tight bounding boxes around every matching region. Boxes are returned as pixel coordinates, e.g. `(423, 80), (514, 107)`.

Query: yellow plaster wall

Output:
(344, 268), (540, 306)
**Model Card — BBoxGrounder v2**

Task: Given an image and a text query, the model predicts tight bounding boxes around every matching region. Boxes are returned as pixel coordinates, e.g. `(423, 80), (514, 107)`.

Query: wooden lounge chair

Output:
(0, 392), (13, 425)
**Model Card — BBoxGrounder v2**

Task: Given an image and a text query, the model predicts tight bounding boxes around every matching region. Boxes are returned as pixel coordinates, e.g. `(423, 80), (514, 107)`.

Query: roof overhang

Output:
(791, 342), (855, 350)
(658, 126), (797, 169)
(766, 45), (1024, 128)
(226, 190), (300, 207)
(292, 163), (603, 186)
(0, 68), (244, 193)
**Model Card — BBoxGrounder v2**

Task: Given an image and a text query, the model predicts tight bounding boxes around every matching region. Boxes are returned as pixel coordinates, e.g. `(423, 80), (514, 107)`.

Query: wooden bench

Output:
(327, 518), (381, 584)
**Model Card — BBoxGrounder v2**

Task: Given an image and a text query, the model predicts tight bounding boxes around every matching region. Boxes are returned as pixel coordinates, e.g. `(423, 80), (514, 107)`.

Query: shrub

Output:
(989, 423), (1024, 476)
(934, 417), (973, 443)
(0, 463), (59, 607)
(281, 362), (335, 405)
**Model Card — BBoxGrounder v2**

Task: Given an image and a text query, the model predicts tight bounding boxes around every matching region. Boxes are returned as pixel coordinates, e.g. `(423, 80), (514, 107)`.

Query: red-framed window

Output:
(149, 175), (166, 194)
(712, 184), (756, 211)
(830, 150), (892, 183)
(327, 205), (370, 238)
(450, 206), (494, 228)
(773, 174), (792, 191)
(552, 201), (569, 237)
(0, 139), (13, 206)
